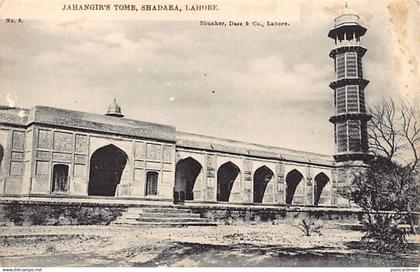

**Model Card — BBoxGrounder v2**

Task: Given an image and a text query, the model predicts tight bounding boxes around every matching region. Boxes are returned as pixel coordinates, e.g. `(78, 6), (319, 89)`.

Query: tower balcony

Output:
(334, 152), (374, 163)
(329, 44), (367, 58)
(329, 113), (372, 124)
(329, 78), (369, 89)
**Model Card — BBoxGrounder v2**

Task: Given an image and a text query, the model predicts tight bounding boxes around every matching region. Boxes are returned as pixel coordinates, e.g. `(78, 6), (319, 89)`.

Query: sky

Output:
(0, 0), (417, 155)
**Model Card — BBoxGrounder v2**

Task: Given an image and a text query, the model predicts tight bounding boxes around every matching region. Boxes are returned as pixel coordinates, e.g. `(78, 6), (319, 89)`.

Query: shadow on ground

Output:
(137, 242), (419, 267)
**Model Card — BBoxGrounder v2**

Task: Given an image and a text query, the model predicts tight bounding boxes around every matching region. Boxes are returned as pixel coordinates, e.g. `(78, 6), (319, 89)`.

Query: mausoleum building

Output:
(0, 104), (338, 207)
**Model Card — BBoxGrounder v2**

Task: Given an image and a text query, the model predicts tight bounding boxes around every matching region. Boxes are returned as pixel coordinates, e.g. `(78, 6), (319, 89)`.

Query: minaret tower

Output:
(328, 13), (371, 163)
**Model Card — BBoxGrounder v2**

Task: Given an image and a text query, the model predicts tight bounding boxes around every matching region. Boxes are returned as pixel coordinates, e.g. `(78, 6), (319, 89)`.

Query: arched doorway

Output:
(0, 144), (3, 168)
(88, 144), (128, 196)
(217, 161), (240, 202)
(314, 172), (330, 206)
(174, 157), (203, 201)
(253, 166), (274, 203)
(0, 145), (3, 179)
(285, 169), (304, 204)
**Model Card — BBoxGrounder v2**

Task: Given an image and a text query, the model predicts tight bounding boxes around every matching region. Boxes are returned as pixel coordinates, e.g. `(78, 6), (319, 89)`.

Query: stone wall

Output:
(0, 199), (370, 227)
(0, 200), (126, 226)
(190, 205), (364, 225)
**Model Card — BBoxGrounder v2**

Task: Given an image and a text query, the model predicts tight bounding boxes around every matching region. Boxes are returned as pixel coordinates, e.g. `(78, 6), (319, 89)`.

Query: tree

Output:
(349, 98), (419, 251)
(368, 98), (419, 232)
(368, 98), (419, 170)
(350, 156), (418, 251)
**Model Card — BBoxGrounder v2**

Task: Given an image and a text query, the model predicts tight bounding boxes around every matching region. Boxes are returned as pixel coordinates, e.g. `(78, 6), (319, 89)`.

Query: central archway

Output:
(253, 166), (274, 203)
(285, 169), (304, 204)
(88, 144), (128, 196)
(175, 157), (203, 201)
(217, 161), (240, 202)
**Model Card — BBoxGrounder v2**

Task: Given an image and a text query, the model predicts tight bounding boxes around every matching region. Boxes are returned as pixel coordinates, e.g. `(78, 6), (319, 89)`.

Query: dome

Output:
(106, 98), (124, 118)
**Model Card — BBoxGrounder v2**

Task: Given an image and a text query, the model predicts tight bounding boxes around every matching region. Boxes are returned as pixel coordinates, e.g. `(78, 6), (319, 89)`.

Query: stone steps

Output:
(112, 205), (216, 227)
(122, 212), (202, 219)
(113, 221), (217, 227)
(139, 207), (194, 213)
(134, 217), (208, 222)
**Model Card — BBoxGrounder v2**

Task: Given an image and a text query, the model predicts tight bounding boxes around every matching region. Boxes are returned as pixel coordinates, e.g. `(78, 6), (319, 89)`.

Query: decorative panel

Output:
(134, 142), (145, 159)
(305, 166), (312, 185)
(75, 134), (87, 153)
(244, 175), (252, 182)
(276, 163), (284, 179)
(206, 154), (216, 178)
(336, 87), (346, 114)
(134, 168), (143, 181)
(38, 129), (53, 149)
(162, 171), (172, 184)
(359, 88), (366, 112)
(345, 52), (357, 77)
(74, 154), (86, 164)
(36, 151), (50, 159)
(207, 177), (215, 188)
(336, 53), (345, 79)
(35, 161), (49, 175)
(244, 159), (252, 175)
(346, 85), (359, 112)
(243, 159), (252, 183)
(244, 179), (252, 190)
(357, 56), (363, 78)
(52, 152), (72, 162)
(163, 145), (172, 163)
(336, 122), (347, 153)
(11, 152), (23, 161)
(276, 163), (284, 193)
(361, 121), (368, 151)
(146, 143), (161, 160)
(146, 161), (161, 170)
(162, 164), (172, 171)
(348, 120), (362, 152)
(53, 131), (73, 152)
(73, 164), (86, 178)
(10, 161), (23, 176)
(12, 131), (25, 150)
(331, 169), (338, 185)
(134, 160), (143, 168)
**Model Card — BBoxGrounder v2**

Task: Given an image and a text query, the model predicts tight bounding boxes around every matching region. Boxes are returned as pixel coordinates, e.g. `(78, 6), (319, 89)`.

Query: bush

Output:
(348, 156), (419, 252)
(292, 215), (323, 236)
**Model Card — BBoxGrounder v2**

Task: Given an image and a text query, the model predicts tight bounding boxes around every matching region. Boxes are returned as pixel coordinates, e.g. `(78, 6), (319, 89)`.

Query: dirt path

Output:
(0, 224), (418, 267)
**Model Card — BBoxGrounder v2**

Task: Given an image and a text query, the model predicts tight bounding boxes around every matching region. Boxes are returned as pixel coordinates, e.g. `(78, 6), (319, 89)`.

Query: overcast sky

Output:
(0, 0), (417, 155)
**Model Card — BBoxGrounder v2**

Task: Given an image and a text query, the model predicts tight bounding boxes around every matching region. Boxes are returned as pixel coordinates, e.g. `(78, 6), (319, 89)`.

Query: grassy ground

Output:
(0, 223), (418, 267)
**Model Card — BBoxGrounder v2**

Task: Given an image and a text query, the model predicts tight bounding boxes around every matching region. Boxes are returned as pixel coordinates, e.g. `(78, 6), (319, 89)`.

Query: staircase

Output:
(112, 206), (217, 227)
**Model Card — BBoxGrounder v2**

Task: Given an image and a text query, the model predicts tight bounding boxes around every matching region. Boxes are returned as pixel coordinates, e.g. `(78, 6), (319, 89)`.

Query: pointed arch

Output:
(217, 161), (240, 202)
(314, 172), (330, 206)
(175, 157), (203, 201)
(253, 165), (274, 203)
(285, 169), (304, 204)
(88, 144), (128, 196)
(0, 144), (3, 168)
(0, 144), (4, 179)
